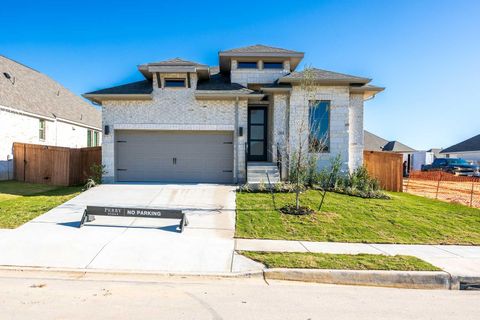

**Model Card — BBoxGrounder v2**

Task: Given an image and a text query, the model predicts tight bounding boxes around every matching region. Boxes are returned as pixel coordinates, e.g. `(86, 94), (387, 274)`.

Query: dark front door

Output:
(248, 107), (268, 161)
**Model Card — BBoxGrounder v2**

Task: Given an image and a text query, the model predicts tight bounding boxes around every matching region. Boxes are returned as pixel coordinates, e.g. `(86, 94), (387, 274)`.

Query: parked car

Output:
(421, 158), (480, 176)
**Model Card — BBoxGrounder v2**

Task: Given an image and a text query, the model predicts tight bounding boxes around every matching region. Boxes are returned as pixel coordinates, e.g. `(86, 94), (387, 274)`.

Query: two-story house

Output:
(84, 45), (383, 184)
(0, 55), (102, 180)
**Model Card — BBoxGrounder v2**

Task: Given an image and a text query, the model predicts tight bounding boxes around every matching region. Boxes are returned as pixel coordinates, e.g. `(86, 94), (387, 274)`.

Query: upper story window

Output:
(237, 61), (258, 69)
(39, 119), (46, 141)
(263, 62), (283, 69)
(309, 100), (330, 153)
(164, 79), (186, 88)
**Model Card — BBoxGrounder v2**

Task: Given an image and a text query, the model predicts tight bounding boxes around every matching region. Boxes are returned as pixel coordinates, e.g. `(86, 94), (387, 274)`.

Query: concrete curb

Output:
(264, 268), (453, 290)
(0, 266), (263, 282)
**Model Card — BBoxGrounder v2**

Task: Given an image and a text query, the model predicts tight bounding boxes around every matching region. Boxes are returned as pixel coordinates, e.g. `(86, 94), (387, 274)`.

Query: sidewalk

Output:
(235, 239), (480, 277)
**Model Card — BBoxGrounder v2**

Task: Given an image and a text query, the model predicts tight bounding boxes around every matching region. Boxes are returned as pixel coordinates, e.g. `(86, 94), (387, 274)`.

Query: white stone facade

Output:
(285, 85), (363, 172)
(101, 75), (248, 183)
(0, 105), (102, 180)
(230, 60), (290, 86)
(102, 82), (365, 183)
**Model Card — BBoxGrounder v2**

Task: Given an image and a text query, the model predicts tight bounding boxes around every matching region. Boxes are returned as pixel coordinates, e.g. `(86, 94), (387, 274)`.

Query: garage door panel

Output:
(115, 130), (234, 183)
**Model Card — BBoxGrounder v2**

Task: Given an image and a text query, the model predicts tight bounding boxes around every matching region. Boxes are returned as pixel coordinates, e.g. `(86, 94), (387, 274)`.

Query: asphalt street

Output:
(0, 270), (478, 320)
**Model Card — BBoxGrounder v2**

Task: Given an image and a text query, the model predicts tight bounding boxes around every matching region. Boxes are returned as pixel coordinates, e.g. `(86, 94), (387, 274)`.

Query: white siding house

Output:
(0, 55), (101, 180)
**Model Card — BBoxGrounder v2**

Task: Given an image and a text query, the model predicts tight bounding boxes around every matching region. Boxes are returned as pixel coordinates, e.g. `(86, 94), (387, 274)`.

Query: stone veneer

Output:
(285, 85), (364, 173)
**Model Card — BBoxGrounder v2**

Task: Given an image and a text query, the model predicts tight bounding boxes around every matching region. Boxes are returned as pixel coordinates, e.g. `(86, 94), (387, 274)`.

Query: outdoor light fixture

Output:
(104, 125), (110, 135)
(239, 127), (243, 136)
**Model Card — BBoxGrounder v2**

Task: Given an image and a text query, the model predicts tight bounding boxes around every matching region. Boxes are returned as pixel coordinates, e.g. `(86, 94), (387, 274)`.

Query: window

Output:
(263, 62), (283, 69)
(164, 79), (186, 88)
(308, 101), (330, 152)
(39, 119), (46, 140)
(87, 130), (92, 147)
(237, 61), (257, 69)
(94, 131), (99, 146)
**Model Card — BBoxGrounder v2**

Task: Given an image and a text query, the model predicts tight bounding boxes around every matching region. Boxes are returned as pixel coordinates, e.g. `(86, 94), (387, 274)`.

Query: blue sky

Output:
(1, 0), (478, 150)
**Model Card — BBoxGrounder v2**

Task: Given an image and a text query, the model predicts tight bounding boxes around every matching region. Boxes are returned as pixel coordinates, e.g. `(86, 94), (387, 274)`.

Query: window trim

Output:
(39, 119), (46, 141)
(164, 78), (187, 88)
(263, 62), (284, 69)
(308, 100), (331, 153)
(87, 129), (92, 147)
(237, 61), (258, 69)
(94, 131), (99, 146)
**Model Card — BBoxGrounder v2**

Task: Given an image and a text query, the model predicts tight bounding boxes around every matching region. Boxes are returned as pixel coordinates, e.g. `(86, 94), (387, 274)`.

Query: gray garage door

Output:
(115, 130), (234, 183)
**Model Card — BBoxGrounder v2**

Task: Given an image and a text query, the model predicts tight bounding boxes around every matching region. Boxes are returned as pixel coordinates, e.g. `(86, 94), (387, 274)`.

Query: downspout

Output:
(285, 94), (291, 180)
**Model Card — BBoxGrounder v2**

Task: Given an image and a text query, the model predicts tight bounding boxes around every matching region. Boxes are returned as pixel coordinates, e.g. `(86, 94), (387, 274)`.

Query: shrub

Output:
(310, 156), (389, 199)
(89, 163), (106, 184)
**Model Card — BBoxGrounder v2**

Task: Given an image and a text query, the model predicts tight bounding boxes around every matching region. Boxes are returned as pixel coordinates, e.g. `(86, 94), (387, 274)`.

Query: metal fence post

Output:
(435, 172), (442, 200)
(470, 180), (475, 207)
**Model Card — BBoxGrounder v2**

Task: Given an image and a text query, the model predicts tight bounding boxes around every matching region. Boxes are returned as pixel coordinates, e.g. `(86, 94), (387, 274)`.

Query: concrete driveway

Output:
(0, 184), (256, 274)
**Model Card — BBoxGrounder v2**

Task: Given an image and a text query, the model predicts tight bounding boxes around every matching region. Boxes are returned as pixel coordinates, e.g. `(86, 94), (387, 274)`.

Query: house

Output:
(440, 134), (480, 165)
(364, 130), (416, 174)
(84, 45), (383, 184)
(0, 55), (102, 180)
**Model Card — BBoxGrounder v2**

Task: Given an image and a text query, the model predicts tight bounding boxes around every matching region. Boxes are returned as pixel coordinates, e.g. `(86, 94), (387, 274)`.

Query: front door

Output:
(248, 107), (268, 161)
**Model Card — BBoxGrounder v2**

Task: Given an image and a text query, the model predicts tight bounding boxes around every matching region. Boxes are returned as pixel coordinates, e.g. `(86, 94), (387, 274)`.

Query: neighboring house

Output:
(84, 45), (383, 184)
(440, 134), (480, 165)
(364, 130), (416, 174)
(0, 55), (102, 180)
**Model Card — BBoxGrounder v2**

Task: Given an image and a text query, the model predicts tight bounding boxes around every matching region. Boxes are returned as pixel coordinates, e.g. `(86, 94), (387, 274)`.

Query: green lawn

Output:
(0, 181), (83, 228)
(240, 251), (440, 271)
(236, 190), (480, 245)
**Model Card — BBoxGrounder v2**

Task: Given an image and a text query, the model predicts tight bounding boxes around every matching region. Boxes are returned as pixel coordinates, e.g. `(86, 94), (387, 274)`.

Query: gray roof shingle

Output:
(140, 57), (207, 67)
(364, 130), (415, 153)
(364, 130), (389, 151)
(220, 44), (302, 55)
(196, 70), (253, 94)
(0, 55), (101, 128)
(85, 80), (153, 95)
(280, 68), (370, 83)
(441, 134), (480, 153)
(382, 141), (416, 153)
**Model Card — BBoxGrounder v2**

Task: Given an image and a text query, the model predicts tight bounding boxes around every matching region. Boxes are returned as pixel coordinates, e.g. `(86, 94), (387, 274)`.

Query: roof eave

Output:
(278, 78), (371, 85)
(350, 86), (385, 99)
(194, 92), (264, 100)
(82, 93), (153, 105)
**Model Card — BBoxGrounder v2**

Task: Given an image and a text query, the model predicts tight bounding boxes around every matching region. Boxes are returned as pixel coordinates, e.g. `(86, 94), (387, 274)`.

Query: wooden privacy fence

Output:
(406, 170), (480, 208)
(13, 143), (101, 186)
(363, 150), (403, 192)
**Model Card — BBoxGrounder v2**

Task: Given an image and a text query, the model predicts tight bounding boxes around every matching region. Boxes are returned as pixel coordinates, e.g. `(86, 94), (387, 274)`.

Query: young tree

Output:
(277, 67), (329, 212)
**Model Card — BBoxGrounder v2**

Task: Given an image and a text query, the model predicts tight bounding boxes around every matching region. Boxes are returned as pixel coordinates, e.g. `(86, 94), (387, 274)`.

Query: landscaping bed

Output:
(240, 251), (440, 271)
(236, 190), (480, 245)
(0, 181), (82, 228)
